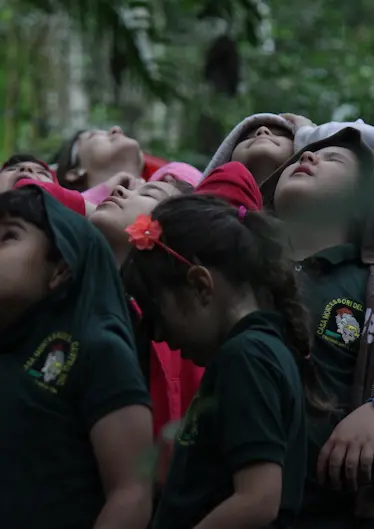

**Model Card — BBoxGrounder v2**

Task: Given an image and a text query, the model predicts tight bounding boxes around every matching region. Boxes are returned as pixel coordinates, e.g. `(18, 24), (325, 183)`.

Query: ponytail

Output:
(242, 211), (334, 414)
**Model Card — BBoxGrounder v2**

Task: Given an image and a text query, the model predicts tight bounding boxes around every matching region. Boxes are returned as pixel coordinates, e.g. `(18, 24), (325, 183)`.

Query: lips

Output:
(253, 136), (277, 145)
(291, 164), (314, 176)
(100, 195), (123, 208)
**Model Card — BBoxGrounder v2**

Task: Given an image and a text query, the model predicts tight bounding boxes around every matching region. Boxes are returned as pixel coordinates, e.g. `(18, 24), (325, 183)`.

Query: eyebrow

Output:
(0, 219), (27, 231)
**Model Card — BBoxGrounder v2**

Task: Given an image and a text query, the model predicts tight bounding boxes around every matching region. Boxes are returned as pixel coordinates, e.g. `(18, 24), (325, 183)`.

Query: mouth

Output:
(251, 136), (278, 147)
(291, 164), (314, 177)
(13, 174), (33, 187)
(99, 195), (123, 208)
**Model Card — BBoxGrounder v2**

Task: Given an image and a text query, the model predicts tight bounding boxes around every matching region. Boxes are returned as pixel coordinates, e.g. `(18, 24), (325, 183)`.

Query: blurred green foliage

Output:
(0, 0), (373, 166)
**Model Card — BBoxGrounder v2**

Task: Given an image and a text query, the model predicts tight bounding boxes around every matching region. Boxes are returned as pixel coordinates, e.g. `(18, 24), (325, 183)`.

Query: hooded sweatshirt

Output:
(294, 119), (374, 154)
(0, 189), (150, 529)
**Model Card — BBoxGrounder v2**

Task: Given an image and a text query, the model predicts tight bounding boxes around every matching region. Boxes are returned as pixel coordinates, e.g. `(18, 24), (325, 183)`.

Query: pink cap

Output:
(149, 162), (202, 188)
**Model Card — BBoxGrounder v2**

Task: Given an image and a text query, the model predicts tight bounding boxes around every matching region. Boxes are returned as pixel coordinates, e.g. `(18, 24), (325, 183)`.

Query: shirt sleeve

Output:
(15, 179), (86, 216)
(75, 321), (151, 431)
(216, 339), (290, 474)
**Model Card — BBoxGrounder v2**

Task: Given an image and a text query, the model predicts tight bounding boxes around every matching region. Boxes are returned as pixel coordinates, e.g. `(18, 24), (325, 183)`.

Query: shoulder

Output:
(214, 329), (302, 393)
(72, 313), (140, 378)
(221, 329), (296, 370)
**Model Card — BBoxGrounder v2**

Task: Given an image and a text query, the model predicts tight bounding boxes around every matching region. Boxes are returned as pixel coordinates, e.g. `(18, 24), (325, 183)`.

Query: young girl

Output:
(261, 127), (374, 529)
(123, 194), (328, 529)
(203, 113), (294, 185)
(53, 126), (166, 191)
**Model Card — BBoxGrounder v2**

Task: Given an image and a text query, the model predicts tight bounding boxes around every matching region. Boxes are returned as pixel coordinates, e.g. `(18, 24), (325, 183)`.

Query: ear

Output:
(48, 261), (71, 291)
(186, 265), (213, 306)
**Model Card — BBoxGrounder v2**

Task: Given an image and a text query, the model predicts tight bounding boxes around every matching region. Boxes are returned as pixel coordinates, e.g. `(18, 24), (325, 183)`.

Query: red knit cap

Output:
(195, 162), (262, 211)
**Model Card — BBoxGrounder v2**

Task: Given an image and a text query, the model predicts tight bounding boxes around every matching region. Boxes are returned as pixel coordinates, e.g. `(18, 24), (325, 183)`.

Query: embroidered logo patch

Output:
(317, 298), (364, 349)
(178, 393), (200, 446)
(24, 332), (79, 394)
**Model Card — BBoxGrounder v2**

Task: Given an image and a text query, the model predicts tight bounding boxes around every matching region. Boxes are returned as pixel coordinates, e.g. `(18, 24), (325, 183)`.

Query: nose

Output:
(255, 126), (272, 137)
(19, 164), (37, 175)
(299, 150), (318, 165)
(109, 126), (123, 136)
(112, 184), (132, 198)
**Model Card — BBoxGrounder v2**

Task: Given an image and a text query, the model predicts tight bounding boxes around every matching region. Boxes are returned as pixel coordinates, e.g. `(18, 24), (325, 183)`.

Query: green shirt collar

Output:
(305, 244), (359, 266)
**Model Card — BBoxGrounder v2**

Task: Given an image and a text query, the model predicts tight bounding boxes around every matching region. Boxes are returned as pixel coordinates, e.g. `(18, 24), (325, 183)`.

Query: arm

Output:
(91, 405), (153, 529)
(195, 342), (291, 529)
(78, 324), (153, 529)
(194, 463), (281, 529)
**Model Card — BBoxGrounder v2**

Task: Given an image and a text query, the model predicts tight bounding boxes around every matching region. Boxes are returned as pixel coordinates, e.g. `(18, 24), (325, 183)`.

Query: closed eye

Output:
(0, 229), (19, 242)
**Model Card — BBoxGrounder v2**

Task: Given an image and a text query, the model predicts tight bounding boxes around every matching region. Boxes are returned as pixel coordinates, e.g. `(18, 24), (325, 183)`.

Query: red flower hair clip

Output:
(126, 214), (162, 250)
(125, 214), (193, 266)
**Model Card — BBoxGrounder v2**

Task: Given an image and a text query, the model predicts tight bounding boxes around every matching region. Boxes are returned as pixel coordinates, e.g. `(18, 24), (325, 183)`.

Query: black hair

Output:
(168, 179), (194, 194)
(53, 130), (86, 188)
(124, 193), (331, 414)
(0, 188), (61, 262)
(2, 153), (46, 171)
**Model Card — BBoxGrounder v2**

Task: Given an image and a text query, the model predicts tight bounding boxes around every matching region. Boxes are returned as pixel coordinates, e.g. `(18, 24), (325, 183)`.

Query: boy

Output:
(203, 113), (295, 185)
(0, 186), (153, 529)
(261, 127), (374, 528)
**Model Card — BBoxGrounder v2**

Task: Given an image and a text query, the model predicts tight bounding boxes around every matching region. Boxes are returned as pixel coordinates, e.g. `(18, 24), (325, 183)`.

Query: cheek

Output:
(274, 168), (293, 200)
(0, 174), (15, 193)
(277, 139), (294, 160)
(231, 142), (248, 162)
(0, 248), (47, 298)
(124, 197), (158, 226)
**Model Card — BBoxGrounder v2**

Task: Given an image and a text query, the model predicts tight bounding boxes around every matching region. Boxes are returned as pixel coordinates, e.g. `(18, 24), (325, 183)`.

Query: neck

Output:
(111, 237), (132, 270)
(247, 158), (279, 186)
(285, 220), (349, 261)
(89, 159), (142, 188)
(221, 289), (259, 338)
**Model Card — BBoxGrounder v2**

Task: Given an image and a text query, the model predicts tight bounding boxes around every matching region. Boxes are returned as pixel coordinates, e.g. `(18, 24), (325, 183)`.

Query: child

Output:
(54, 126), (162, 191)
(90, 178), (192, 266)
(1, 153), (58, 185)
(123, 194), (329, 529)
(149, 162), (202, 188)
(261, 127), (374, 528)
(0, 153), (96, 216)
(0, 186), (153, 529)
(203, 113), (294, 185)
(90, 176), (203, 490)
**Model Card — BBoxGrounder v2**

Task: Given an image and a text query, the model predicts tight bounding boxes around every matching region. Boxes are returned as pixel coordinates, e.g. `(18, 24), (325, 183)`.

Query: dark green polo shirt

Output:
(294, 244), (369, 527)
(0, 314), (151, 529)
(152, 311), (307, 529)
